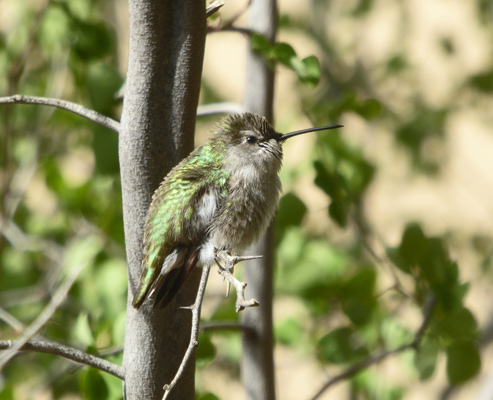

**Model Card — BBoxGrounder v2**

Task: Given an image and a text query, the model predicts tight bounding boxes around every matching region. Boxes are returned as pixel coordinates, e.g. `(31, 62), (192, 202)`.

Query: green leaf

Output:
(275, 192), (307, 243)
(271, 42), (296, 67)
(250, 33), (271, 54)
(386, 247), (410, 273)
(249, 35), (320, 86)
(414, 338), (439, 381)
(328, 201), (348, 227)
(341, 268), (376, 326)
(446, 339), (481, 384)
(291, 56), (320, 87)
(418, 238), (451, 284)
(398, 223), (429, 269)
(437, 307), (477, 341)
(314, 160), (348, 228)
(395, 104), (447, 172)
(80, 369), (109, 400)
(352, 370), (405, 400)
(317, 327), (368, 364)
(468, 69), (493, 93)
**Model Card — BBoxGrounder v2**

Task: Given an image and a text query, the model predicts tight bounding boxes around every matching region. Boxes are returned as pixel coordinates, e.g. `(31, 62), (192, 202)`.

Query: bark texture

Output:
(241, 0), (278, 399)
(119, 1), (206, 399)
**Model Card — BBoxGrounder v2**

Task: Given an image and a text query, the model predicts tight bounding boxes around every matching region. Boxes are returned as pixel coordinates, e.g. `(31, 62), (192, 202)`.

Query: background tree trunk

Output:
(241, 0), (277, 399)
(119, 1), (206, 399)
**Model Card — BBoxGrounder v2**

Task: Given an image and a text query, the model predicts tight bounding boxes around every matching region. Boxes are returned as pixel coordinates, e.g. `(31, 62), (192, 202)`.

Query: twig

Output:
(308, 296), (436, 400)
(202, 322), (257, 336)
(214, 251), (261, 312)
(1, 218), (63, 264)
(197, 102), (247, 116)
(206, 0), (254, 35)
(352, 209), (412, 299)
(0, 95), (120, 133)
(207, 25), (256, 36)
(0, 340), (124, 380)
(162, 265), (211, 400)
(0, 262), (85, 370)
(217, 268), (259, 312)
(206, 0), (224, 18)
(0, 307), (25, 333)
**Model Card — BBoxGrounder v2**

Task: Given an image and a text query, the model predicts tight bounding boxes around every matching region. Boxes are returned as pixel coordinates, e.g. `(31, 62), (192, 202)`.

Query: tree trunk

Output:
(119, 1), (206, 399)
(241, 0), (277, 399)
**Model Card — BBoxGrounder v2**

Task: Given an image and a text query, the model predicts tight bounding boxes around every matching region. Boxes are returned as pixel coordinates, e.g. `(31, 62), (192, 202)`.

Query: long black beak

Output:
(279, 124), (343, 141)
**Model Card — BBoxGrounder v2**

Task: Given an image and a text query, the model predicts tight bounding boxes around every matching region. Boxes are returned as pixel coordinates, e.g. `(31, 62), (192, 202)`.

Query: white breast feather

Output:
(197, 190), (218, 223)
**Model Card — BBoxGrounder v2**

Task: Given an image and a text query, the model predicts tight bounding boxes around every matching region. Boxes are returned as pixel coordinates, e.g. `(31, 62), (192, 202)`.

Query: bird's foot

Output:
(214, 249), (262, 312)
(214, 249), (262, 272)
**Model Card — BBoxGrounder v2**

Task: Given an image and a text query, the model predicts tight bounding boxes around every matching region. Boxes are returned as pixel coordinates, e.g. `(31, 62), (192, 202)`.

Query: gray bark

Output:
(119, 1), (206, 399)
(241, 0), (278, 399)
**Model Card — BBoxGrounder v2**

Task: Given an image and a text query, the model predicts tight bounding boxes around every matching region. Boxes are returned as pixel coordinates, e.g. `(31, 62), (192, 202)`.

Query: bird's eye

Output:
(246, 136), (257, 144)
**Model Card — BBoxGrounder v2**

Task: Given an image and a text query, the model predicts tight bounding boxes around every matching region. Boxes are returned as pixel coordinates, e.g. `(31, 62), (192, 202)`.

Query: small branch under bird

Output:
(132, 113), (342, 310)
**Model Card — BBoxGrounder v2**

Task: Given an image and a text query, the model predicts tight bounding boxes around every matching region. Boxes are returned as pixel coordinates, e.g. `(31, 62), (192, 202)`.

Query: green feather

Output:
(132, 139), (230, 308)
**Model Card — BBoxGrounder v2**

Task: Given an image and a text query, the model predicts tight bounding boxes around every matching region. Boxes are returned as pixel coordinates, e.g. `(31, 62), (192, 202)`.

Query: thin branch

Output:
(0, 262), (85, 370)
(206, 0), (254, 35)
(0, 307), (25, 333)
(0, 340), (124, 380)
(352, 209), (412, 299)
(1, 218), (63, 264)
(308, 296), (436, 400)
(207, 25), (256, 36)
(0, 95), (120, 133)
(162, 265), (211, 400)
(197, 102), (247, 116)
(201, 323), (257, 336)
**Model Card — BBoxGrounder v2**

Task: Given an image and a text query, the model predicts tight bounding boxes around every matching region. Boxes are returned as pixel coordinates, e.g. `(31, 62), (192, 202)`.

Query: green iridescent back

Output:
(132, 139), (230, 307)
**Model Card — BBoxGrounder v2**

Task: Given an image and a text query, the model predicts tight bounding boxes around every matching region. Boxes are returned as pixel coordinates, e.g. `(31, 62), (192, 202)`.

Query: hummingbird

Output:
(132, 113), (342, 309)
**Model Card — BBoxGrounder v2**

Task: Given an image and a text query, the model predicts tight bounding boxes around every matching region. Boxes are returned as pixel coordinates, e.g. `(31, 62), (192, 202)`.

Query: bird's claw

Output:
(214, 249), (262, 271)
(213, 248), (261, 312)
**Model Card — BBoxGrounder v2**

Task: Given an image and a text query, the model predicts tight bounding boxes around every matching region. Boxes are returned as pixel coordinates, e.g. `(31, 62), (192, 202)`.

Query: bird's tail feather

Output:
(154, 246), (200, 308)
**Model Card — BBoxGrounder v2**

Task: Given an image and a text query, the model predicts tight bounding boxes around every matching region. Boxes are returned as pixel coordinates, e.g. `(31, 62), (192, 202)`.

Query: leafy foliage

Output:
(250, 33), (321, 87)
(0, 1), (124, 398)
(1, 0), (492, 399)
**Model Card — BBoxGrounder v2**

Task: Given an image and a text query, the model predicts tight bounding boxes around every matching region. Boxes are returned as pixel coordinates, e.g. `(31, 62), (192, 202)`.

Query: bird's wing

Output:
(131, 145), (229, 309)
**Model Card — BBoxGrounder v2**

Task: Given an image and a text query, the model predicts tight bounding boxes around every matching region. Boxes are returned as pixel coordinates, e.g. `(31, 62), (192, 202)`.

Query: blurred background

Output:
(1, 0), (492, 399)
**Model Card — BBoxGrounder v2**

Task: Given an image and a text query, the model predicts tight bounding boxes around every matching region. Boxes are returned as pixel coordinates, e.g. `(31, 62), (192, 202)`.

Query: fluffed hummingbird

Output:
(132, 113), (342, 309)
